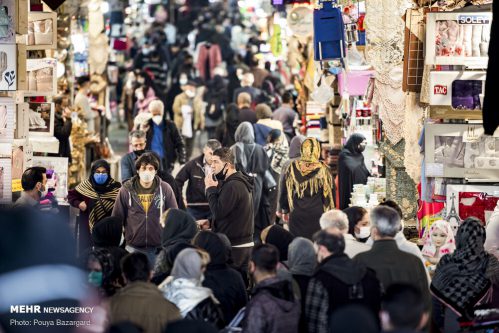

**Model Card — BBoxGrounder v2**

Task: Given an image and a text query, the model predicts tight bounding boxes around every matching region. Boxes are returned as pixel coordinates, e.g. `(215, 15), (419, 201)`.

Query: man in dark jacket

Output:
(305, 230), (382, 333)
(204, 147), (254, 277)
(112, 153), (178, 265)
(354, 206), (430, 309)
(145, 100), (186, 174)
(52, 95), (72, 162)
(242, 244), (300, 333)
(109, 253), (181, 332)
(175, 139), (222, 220)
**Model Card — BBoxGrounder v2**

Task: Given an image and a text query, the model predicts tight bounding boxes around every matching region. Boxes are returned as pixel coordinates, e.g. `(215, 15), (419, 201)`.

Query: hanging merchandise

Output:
(313, 0), (346, 61)
(483, 0), (498, 135)
(270, 24), (282, 56)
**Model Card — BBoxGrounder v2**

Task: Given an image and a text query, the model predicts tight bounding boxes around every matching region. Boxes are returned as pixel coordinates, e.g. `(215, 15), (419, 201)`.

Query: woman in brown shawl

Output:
(280, 137), (334, 239)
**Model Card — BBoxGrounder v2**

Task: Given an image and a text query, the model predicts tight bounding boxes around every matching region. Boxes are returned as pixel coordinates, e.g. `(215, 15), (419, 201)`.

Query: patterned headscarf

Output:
(422, 220), (456, 258)
(431, 217), (499, 318)
(285, 138), (334, 212)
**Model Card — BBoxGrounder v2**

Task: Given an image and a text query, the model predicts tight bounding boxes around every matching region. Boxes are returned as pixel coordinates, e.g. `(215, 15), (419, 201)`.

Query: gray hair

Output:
(320, 209), (349, 231)
(129, 130), (146, 139)
(370, 206), (401, 238)
(205, 139), (222, 151)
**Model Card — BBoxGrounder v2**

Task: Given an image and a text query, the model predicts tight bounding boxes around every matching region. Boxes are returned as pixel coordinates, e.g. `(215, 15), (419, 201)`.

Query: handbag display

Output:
(313, 1), (346, 61)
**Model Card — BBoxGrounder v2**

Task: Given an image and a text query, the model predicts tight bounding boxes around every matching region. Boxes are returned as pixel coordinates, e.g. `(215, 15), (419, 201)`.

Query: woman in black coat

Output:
(193, 231), (247, 323)
(338, 133), (370, 209)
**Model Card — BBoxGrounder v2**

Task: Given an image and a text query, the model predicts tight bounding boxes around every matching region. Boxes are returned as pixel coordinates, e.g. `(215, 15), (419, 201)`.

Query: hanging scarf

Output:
(431, 218), (499, 317)
(75, 178), (121, 231)
(286, 138), (334, 212)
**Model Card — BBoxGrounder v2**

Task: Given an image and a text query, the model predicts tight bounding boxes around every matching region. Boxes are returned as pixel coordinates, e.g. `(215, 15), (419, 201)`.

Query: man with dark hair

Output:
(120, 130), (184, 209)
(380, 284), (429, 332)
(203, 147), (254, 277)
(109, 253), (180, 332)
(176, 139), (222, 220)
(305, 230), (382, 333)
(112, 153), (178, 265)
(14, 167), (47, 208)
(355, 206), (430, 309)
(272, 91), (297, 142)
(242, 244), (300, 333)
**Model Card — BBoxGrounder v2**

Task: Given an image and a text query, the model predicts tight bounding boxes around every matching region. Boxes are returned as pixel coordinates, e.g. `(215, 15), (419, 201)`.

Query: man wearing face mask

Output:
(202, 147), (254, 278)
(173, 80), (205, 160)
(175, 139), (222, 220)
(338, 133), (371, 209)
(14, 167), (48, 208)
(112, 153), (178, 265)
(145, 100), (186, 174)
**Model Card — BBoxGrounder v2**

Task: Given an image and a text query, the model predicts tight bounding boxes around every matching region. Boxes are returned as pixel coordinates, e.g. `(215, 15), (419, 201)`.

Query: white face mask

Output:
(179, 76), (188, 86)
(39, 183), (48, 198)
(152, 115), (163, 125)
(355, 226), (371, 239)
(139, 170), (156, 183)
(185, 90), (196, 98)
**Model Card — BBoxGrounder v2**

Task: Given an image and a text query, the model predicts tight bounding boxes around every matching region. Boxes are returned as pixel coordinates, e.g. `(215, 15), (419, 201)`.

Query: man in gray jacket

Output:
(112, 153), (178, 265)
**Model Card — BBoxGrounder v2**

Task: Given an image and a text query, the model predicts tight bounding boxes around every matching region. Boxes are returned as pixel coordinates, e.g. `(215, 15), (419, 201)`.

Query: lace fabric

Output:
(366, 0), (413, 145)
(404, 93), (424, 183)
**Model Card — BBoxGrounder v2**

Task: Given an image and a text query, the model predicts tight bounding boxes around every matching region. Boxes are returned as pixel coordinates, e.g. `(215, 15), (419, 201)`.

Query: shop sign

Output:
(457, 15), (491, 25)
(433, 85), (447, 95)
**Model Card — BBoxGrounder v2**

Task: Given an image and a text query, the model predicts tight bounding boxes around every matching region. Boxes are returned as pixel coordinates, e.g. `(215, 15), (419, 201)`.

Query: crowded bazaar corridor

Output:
(0, 0), (499, 332)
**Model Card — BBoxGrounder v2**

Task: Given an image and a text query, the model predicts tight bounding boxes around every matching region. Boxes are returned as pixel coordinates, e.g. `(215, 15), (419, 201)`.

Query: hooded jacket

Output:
(306, 253), (381, 333)
(111, 176), (178, 249)
(338, 133), (371, 209)
(206, 171), (254, 246)
(242, 277), (300, 333)
(194, 231), (248, 323)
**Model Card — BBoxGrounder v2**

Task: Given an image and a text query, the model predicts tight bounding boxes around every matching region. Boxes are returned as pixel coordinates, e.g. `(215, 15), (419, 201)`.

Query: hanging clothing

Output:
(280, 138), (334, 239)
(338, 133), (371, 209)
(195, 42), (222, 82)
(431, 218), (499, 319)
(482, 0), (499, 135)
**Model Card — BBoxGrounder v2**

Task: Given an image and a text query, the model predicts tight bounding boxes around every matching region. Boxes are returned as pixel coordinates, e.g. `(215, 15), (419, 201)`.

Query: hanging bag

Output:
(313, 1), (346, 61)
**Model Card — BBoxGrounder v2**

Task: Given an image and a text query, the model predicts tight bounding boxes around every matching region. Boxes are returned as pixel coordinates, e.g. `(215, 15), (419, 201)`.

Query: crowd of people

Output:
(3, 2), (499, 333)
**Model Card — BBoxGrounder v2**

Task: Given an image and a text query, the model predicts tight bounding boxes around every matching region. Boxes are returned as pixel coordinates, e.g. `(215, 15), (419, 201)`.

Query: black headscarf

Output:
(89, 159), (121, 194)
(91, 217), (123, 248)
(193, 231), (228, 269)
(161, 209), (197, 249)
(431, 217), (499, 318)
(264, 225), (295, 262)
(338, 133), (370, 209)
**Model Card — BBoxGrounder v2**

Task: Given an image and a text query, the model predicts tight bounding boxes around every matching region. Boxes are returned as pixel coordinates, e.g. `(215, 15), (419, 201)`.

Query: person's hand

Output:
(63, 107), (72, 119)
(197, 219), (210, 230)
(282, 213), (289, 223)
(204, 173), (218, 189)
(79, 201), (87, 212)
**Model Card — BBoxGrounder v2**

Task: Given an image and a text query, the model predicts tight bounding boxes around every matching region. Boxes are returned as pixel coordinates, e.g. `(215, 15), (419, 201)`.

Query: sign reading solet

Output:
(457, 15), (491, 25)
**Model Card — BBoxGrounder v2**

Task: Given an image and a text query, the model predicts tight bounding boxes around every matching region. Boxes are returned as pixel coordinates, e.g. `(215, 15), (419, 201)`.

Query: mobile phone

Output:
(212, 173), (217, 182)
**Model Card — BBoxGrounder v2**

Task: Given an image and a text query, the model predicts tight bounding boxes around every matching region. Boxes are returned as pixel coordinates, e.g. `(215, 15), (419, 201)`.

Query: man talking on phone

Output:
(203, 147), (254, 280)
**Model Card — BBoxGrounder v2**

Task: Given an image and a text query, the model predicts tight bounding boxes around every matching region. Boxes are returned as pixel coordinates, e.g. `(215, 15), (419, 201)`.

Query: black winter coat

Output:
(53, 112), (72, 162)
(175, 154), (208, 207)
(185, 297), (225, 329)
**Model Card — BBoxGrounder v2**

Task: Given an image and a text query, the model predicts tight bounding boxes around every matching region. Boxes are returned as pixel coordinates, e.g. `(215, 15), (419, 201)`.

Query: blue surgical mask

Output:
(88, 271), (103, 287)
(93, 173), (108, 185)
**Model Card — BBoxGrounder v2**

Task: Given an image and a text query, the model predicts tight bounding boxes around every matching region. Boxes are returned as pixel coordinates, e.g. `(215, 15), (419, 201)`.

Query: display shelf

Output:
(29, 136), (59, 153)
(26, 12), (57, 50)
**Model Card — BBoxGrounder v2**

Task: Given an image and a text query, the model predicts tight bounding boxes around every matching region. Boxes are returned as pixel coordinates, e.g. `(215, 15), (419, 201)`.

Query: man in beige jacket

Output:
(173, 81), (205, 159)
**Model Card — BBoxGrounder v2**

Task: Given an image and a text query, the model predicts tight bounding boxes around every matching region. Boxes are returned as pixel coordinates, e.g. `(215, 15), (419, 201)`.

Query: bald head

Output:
(237, 92), (252, 109)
